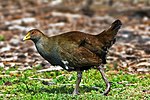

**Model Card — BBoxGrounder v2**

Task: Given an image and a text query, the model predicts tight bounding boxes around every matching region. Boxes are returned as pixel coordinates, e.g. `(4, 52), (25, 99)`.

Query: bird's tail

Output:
(109, 19), (122, 34)
(96, 19), (122, 48)
(96, 20), (122, 64)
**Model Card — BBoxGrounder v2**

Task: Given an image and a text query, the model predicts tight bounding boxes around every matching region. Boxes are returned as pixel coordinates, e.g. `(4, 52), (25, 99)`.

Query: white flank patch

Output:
(62, 60), (69, 65)
(65, 66), (69, 70)
(62, 60), (69, 69)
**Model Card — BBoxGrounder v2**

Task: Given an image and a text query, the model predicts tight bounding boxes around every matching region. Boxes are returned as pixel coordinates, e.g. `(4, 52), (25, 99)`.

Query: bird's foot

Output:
(72, 90), (80, 95)
(102, 82), (112, 96)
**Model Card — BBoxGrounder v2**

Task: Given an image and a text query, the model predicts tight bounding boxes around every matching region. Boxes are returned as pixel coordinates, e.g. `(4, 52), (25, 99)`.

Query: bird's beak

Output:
(23, 32), (31, 41)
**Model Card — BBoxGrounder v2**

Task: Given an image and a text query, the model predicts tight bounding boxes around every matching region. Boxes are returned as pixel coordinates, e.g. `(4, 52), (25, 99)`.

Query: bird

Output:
(23, 19), (122, 95)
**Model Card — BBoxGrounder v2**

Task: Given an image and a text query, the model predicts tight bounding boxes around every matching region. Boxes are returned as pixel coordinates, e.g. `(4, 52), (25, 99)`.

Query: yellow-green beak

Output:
(23, 32), (31, 41)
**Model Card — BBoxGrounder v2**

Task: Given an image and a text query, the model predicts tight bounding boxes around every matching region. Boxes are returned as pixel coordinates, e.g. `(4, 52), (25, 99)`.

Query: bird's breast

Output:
(35, 42), (69, 68)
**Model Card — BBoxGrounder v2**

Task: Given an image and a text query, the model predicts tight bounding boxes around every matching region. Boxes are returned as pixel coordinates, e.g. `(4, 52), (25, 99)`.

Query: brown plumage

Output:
(23, 19), (122, 95)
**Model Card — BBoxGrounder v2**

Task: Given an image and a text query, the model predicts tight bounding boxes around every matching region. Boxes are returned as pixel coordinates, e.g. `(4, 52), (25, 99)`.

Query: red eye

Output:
(31, 32), (35, 34)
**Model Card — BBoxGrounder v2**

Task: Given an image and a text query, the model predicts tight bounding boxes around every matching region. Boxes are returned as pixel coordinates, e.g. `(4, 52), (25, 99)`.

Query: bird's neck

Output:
(34, 35), (54, 53)
(33, 34), (48, 44)
(34, 35), (50, 56)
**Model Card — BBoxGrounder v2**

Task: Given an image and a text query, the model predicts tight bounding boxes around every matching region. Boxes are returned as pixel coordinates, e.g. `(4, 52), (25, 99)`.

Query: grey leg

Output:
(72, 71), (82, 95)
(97, 65), (111, 96)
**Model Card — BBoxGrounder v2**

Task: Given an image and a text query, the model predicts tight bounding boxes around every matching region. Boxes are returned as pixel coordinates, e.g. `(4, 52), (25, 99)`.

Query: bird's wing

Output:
(59, 45), (102, 67)
(78, 38), (107, 64)
(58, 34), (102, 68)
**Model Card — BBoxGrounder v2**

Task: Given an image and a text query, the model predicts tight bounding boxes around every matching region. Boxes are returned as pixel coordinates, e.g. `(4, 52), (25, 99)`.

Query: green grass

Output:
(0, 35), (5, 41)
(0, 66), (149, 100)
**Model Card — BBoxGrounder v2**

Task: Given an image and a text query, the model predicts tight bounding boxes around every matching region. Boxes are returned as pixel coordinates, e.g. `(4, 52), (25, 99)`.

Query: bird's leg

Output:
(72, 71), (82, 95)
(97, 65), (111, 96)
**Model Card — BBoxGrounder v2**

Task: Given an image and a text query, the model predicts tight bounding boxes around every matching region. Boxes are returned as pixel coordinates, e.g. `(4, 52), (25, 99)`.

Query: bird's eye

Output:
(31, 32), (35, 34)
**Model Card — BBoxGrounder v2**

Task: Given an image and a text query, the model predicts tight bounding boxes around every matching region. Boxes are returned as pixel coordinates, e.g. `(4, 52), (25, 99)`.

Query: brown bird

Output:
(23, 20), (122, 95)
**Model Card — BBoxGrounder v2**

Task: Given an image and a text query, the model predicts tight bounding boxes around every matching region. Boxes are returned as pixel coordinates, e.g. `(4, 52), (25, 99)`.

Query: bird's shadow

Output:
(27, 84), (102, 95)
(41, 85), (101, 94)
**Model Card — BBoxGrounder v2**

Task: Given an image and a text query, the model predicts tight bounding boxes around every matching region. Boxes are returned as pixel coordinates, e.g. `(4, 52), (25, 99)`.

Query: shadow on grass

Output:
(45, 85), (101, 94)
(27, 85), (102, 95)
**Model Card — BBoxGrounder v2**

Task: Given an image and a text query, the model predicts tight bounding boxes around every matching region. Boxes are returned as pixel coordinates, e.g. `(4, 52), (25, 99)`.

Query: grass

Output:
(0, 35), (5, 41)
(0, 65), (149, 100)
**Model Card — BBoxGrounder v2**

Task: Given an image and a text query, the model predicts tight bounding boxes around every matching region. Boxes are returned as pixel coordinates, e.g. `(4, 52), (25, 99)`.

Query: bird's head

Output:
(23, 29), (44, 42)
